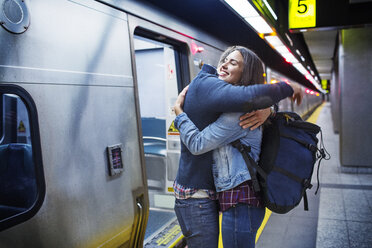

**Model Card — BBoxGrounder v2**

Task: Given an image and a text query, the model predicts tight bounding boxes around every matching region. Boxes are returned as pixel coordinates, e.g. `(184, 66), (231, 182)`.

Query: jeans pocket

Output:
(174, 200), (192, 237)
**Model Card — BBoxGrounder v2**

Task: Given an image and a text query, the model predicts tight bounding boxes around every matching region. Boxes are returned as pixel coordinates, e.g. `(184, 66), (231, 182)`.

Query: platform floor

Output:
(256, 102), (372, 248)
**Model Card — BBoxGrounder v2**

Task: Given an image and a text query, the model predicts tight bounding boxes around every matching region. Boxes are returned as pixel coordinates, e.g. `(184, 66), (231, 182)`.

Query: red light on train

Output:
(305, 89), (310, 94)
(191, 42), (204, 54)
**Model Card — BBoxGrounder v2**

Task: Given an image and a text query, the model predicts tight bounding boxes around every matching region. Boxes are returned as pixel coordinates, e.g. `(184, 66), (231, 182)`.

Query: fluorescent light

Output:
(293, 63), (308, 74)
(281, 52), (298, 63)
(265, 35), (284, 47)
(262, 0), (278, 20)
(224, 0), (273, 34)
(274, 45), (290, 54)
(292, 63), (324, 93)
(224, 0), (259, 18)
(245, 16), (273, 34)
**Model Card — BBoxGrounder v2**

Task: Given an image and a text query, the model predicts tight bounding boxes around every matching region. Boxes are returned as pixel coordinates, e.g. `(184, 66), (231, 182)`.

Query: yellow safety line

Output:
(306, 102), (325, 124)
(168, 234), (184, 248)
(218, 102), (326, 247)
(255, 208), (272, 242)
(218, 214), (223, 247)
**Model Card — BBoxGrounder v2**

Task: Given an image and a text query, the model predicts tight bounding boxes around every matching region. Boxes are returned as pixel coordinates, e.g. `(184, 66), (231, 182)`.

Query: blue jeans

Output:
(221, 204), (265, 248)
(174, 198), (219, 248)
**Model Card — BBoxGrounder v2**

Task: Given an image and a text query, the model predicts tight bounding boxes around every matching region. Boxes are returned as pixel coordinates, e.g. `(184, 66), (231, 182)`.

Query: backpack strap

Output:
(272, 166), (313, 189)
(231, 140), (267, 193)
(280, 133), (318, 152)
(303, 191), (309, 211)
(314, 130), (331, 194)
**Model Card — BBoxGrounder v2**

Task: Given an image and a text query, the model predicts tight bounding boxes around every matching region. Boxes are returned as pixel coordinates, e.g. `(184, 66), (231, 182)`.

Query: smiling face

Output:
(217, 50), (244, 84)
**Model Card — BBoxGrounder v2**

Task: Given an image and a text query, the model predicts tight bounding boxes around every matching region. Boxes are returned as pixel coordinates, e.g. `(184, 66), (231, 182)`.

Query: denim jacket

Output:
(175, 112), (262, 192)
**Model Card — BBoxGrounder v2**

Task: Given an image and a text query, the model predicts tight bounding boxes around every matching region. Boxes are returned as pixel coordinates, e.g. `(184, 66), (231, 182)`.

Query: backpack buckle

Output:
(307, 144), (318, 152)
(283, 113), (295, 123)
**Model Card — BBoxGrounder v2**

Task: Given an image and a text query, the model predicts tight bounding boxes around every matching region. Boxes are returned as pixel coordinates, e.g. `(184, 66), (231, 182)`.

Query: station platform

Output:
(256, 102), (372, 248)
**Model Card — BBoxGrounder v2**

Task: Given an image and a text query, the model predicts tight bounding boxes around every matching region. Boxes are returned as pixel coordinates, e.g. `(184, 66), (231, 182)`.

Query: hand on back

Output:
(173, 85), (189, 116)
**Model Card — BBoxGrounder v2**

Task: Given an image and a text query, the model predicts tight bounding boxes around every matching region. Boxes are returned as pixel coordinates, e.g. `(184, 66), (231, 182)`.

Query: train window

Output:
(0, 85), (45, 232)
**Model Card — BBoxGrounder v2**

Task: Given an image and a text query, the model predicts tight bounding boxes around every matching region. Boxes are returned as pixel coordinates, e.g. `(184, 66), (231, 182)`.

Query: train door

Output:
(133, 33), (186, 247)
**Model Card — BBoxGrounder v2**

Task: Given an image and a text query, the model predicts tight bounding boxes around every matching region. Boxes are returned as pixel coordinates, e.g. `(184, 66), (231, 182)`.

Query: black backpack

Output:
(233, 111), (329, 214)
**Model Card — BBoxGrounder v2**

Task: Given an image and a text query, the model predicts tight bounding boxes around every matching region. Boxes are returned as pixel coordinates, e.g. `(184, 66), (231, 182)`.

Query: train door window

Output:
(0, 85), (45, 231)
(133, 34), (185, 207)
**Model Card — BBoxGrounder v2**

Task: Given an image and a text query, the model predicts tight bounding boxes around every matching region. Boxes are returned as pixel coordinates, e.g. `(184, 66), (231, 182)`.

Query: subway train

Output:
(0, 0), (322, 247)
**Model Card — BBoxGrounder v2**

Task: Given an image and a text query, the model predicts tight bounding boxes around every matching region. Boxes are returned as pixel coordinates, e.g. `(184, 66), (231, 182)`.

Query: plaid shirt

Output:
(219, 180), (262, 212)
(173, 180), (217, 200)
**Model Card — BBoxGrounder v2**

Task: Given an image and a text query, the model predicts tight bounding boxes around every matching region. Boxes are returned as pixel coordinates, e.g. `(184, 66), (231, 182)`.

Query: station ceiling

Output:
(141, 0), (372, 92)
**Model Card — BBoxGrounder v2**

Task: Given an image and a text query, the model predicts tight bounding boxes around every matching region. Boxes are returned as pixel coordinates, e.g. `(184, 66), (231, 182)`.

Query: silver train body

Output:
(0, 1), (322, 247)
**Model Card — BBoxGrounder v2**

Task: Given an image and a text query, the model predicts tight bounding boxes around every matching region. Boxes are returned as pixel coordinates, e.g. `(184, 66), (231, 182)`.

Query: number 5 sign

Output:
(289, 0), (316, 29)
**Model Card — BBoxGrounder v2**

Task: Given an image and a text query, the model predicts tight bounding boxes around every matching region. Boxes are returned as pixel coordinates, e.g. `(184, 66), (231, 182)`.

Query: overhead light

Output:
(293, 63), (307, 74)
(224, 0), (273, 34)
(281, 52), (298, 63)
(265, 35), (283, 47)
(245, 16), (273, 34)
(224, 0), (259, 18)
(301, 56), (305, 61)
(264, 36), (298, 63)
(262, 0), (278, 20)
(275, 45), (290, 54)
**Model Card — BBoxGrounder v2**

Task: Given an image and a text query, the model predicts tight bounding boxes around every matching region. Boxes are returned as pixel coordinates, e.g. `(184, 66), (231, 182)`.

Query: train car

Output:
(0, 1), (322, 247)
(0, 0), (227, 247)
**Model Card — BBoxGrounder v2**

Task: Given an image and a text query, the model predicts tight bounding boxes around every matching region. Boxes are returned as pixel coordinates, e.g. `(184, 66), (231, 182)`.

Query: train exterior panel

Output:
(0, 1), (144, 247)
(0, 0), (322, 247)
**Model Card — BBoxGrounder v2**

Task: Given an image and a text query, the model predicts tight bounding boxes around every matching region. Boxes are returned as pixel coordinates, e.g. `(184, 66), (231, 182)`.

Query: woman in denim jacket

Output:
(173, 46), (297, 247)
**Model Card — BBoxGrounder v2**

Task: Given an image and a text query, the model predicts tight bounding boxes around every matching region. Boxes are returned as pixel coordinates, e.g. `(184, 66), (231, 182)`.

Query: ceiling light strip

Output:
(224, 0), (273, 34)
